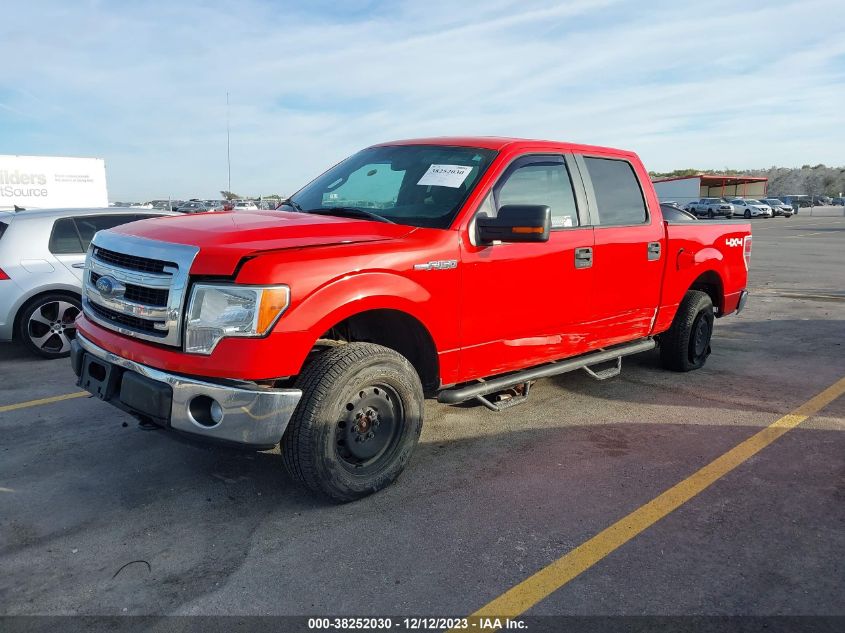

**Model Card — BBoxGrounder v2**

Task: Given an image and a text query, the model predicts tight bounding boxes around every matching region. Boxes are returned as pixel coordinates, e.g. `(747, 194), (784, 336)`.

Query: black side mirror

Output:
(477, 204), (551, 244)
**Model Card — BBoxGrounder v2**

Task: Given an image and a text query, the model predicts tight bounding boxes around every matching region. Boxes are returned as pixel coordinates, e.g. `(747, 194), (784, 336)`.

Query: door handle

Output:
(574, 246), (593, 269)
(647, 242), (661, 261)
(71, 263), (87, 269)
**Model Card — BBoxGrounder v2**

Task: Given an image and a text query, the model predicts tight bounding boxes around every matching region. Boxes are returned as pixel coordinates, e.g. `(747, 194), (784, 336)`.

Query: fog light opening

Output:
(188, 395), (223, 428)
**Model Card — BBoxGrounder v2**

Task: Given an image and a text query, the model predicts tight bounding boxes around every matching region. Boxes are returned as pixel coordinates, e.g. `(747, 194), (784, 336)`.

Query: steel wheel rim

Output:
(692, 314), (712, 359)
(335, 383), (403, 473)
(27, 300), (79, 354)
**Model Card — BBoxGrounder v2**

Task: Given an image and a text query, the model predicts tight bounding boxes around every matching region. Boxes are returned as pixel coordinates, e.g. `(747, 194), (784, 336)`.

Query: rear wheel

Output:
(659, 290), (714, 372)
(18, 293), (81, 359)
(282, 343), (424, 502)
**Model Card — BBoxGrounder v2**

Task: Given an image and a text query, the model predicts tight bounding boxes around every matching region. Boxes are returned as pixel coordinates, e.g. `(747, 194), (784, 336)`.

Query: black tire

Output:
(708, 209), (715, 219)
(282, 343), (424, 502)
(17, 293), (81, 359)
(659, 290), (714, 372)
(744, 209), (751, 219)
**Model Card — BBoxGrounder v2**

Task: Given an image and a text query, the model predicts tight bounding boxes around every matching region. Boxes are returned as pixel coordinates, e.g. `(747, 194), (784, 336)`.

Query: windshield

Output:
(746, 199), (763, 205)
(283, 145), (497, 229)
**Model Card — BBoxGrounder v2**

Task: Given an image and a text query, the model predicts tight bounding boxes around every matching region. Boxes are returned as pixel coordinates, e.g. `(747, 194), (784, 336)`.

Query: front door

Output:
(458, 154), (595, 381)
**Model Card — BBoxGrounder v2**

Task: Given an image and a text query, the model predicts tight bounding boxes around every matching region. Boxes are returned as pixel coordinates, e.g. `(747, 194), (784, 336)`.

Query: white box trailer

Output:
(0, 155), (108, 210)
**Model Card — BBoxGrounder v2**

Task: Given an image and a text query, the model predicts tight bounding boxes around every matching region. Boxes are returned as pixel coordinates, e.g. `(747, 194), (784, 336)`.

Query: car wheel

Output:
(282, 342), (424, 502)
(708, 209), (715, 219)
(659, 290), (714, 372)
(744, 209), (751, 219)
(18, 293), (81, 359)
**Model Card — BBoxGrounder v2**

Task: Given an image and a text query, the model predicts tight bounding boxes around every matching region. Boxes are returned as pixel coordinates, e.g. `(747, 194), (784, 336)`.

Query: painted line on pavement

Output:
(456, 376), (845, 629)
(0, 391), (89, 414)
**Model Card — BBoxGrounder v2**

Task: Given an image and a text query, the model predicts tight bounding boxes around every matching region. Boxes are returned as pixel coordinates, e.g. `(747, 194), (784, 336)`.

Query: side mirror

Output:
(476, 204), (551, 244)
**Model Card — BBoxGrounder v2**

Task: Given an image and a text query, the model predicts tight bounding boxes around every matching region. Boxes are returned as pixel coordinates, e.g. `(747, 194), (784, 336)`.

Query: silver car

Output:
(0, 207), (173, 358)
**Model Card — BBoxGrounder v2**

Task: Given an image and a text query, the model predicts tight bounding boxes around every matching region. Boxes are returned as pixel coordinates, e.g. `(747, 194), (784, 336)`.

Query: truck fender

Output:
(280, 271), (438, 345)
(676, 246), (723, 270)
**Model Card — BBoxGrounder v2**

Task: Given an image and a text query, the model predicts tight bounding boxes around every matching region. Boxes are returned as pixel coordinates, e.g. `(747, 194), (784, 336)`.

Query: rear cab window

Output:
(582, 157), (648, 226)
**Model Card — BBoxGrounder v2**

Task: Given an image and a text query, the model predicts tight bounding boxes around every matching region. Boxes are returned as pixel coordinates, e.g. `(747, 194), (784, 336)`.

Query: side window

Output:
(49, 218), (84, 254)
(584, 157), (647, 226)
(496, 160), (579, 228)
(74, 215), (140, 250)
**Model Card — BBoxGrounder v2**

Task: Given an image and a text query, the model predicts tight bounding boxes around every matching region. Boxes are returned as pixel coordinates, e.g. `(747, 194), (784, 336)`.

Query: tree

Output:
(220, 190), (240, 200)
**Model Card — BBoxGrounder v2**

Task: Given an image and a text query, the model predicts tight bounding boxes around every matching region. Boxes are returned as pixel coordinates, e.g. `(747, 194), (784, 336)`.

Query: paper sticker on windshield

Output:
(561, 216), (573, 227)
(417, 164), (473, 188)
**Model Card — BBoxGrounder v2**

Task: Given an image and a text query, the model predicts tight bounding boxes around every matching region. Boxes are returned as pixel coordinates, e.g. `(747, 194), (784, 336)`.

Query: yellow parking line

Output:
(458, 376), (845, 628)
(0, 391), (89, 414)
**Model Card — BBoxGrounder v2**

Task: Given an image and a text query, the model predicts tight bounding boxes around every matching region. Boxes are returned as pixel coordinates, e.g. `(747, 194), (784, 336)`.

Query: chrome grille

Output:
(82, 232), (199, 347)
(92, 246), (176, 274)
(90, 271), (169, 307)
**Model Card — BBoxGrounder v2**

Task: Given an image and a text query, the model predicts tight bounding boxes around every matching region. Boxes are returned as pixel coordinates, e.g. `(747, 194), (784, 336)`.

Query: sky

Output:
(2, 0), (844, 201)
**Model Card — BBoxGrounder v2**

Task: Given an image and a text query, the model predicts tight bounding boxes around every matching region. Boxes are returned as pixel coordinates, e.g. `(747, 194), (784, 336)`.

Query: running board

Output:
(437, 338), (655, 406)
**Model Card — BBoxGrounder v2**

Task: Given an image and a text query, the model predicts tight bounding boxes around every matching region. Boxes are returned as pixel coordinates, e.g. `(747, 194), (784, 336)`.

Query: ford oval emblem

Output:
(95, 275), (124, 298)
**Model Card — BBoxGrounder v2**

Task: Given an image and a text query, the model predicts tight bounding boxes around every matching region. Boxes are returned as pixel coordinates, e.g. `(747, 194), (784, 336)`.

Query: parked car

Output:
(832, 197), (845, 206)
(232, 201), (259, 211)
(0, 207), (175, 358)
(761, 198), (794, 217)
(660, 203), (698, 222)
(204, 200), (226, 212)
(176, 201), (211, 214)
(730, 199), (772, 218)
(69, 137), (752, 501)
(685, 198), (734, 219)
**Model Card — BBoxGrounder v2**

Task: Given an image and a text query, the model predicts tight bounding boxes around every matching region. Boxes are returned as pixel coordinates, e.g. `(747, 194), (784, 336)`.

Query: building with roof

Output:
(652, 174), (768, 204)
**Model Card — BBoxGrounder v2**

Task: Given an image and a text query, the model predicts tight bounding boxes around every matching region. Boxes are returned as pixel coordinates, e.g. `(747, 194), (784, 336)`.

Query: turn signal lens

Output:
(257, 287), (291, 333)
(512, 226), (544, 234)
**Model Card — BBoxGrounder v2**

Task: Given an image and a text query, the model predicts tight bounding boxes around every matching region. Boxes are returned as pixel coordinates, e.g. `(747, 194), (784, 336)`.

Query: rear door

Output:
(459, 154), (595, 379)
(575, 154), (664, 348)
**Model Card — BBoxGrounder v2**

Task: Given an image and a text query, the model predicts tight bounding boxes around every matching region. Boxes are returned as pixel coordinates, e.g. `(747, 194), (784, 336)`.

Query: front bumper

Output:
(71, 333), (302, 449)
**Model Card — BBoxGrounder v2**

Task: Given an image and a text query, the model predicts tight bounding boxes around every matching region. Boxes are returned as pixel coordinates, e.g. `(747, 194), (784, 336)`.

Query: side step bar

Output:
(437, 338), (656, 406)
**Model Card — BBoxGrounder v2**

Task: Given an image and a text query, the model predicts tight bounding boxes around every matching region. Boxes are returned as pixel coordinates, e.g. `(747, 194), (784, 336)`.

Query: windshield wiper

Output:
(305, 207), (395, 224)
(278, 197), (303, 211)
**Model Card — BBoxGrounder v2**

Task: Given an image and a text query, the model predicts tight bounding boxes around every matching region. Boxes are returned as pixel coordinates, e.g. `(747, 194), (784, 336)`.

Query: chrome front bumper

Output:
(72, 333), (302, 448)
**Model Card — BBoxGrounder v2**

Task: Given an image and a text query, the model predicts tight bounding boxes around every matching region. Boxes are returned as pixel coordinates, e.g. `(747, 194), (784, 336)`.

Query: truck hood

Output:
(111, 210), (417, 275)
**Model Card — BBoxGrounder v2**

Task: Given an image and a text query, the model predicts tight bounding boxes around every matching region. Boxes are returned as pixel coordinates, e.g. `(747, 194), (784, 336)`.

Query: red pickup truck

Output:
(70, 137), (751, 500)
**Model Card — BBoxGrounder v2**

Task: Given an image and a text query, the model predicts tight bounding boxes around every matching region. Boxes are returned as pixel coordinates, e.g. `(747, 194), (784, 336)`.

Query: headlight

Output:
(184, 284), (290, 354)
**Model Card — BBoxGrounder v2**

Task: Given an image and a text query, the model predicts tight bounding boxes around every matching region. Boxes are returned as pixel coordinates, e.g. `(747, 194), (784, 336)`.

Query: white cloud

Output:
(1, 0), (843, 200)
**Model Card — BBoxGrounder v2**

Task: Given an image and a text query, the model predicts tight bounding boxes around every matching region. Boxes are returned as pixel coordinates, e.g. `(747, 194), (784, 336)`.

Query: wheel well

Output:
(689, 271), (723, 314)
(319, 309), (439, 394)
(13, 289), (81, 340)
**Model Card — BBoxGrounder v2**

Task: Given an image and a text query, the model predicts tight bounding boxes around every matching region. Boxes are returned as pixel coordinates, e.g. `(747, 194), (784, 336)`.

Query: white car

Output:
(0, 207), (174, 358)
(232, 201), (259, 211)
(730, 199), (773, 218)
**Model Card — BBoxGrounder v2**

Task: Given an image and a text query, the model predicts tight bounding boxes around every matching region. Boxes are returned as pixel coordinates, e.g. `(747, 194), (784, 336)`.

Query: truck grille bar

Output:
(82, 232), (199, 347)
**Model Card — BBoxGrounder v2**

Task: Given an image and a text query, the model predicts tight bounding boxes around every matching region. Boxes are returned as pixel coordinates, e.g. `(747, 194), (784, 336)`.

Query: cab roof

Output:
(371, 136), (638, 158)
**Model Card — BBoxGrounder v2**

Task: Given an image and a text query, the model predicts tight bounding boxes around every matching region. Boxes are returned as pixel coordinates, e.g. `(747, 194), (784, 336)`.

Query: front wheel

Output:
(744, 209), (751, 219)
(282, 343), (424, 502)
(18, 293), (81, 359)
(659, 290), (714, 372)
(707, 209), (715, 219)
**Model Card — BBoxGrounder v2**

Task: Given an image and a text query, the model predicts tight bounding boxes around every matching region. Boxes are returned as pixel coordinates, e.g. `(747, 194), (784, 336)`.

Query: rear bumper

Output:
(71, 333), (302, 449)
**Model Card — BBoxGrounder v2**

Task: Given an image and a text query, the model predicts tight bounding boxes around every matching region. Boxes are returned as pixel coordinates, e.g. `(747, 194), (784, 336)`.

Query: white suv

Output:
(0, 207), (173, 358)
(730, 199), (773, 218)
